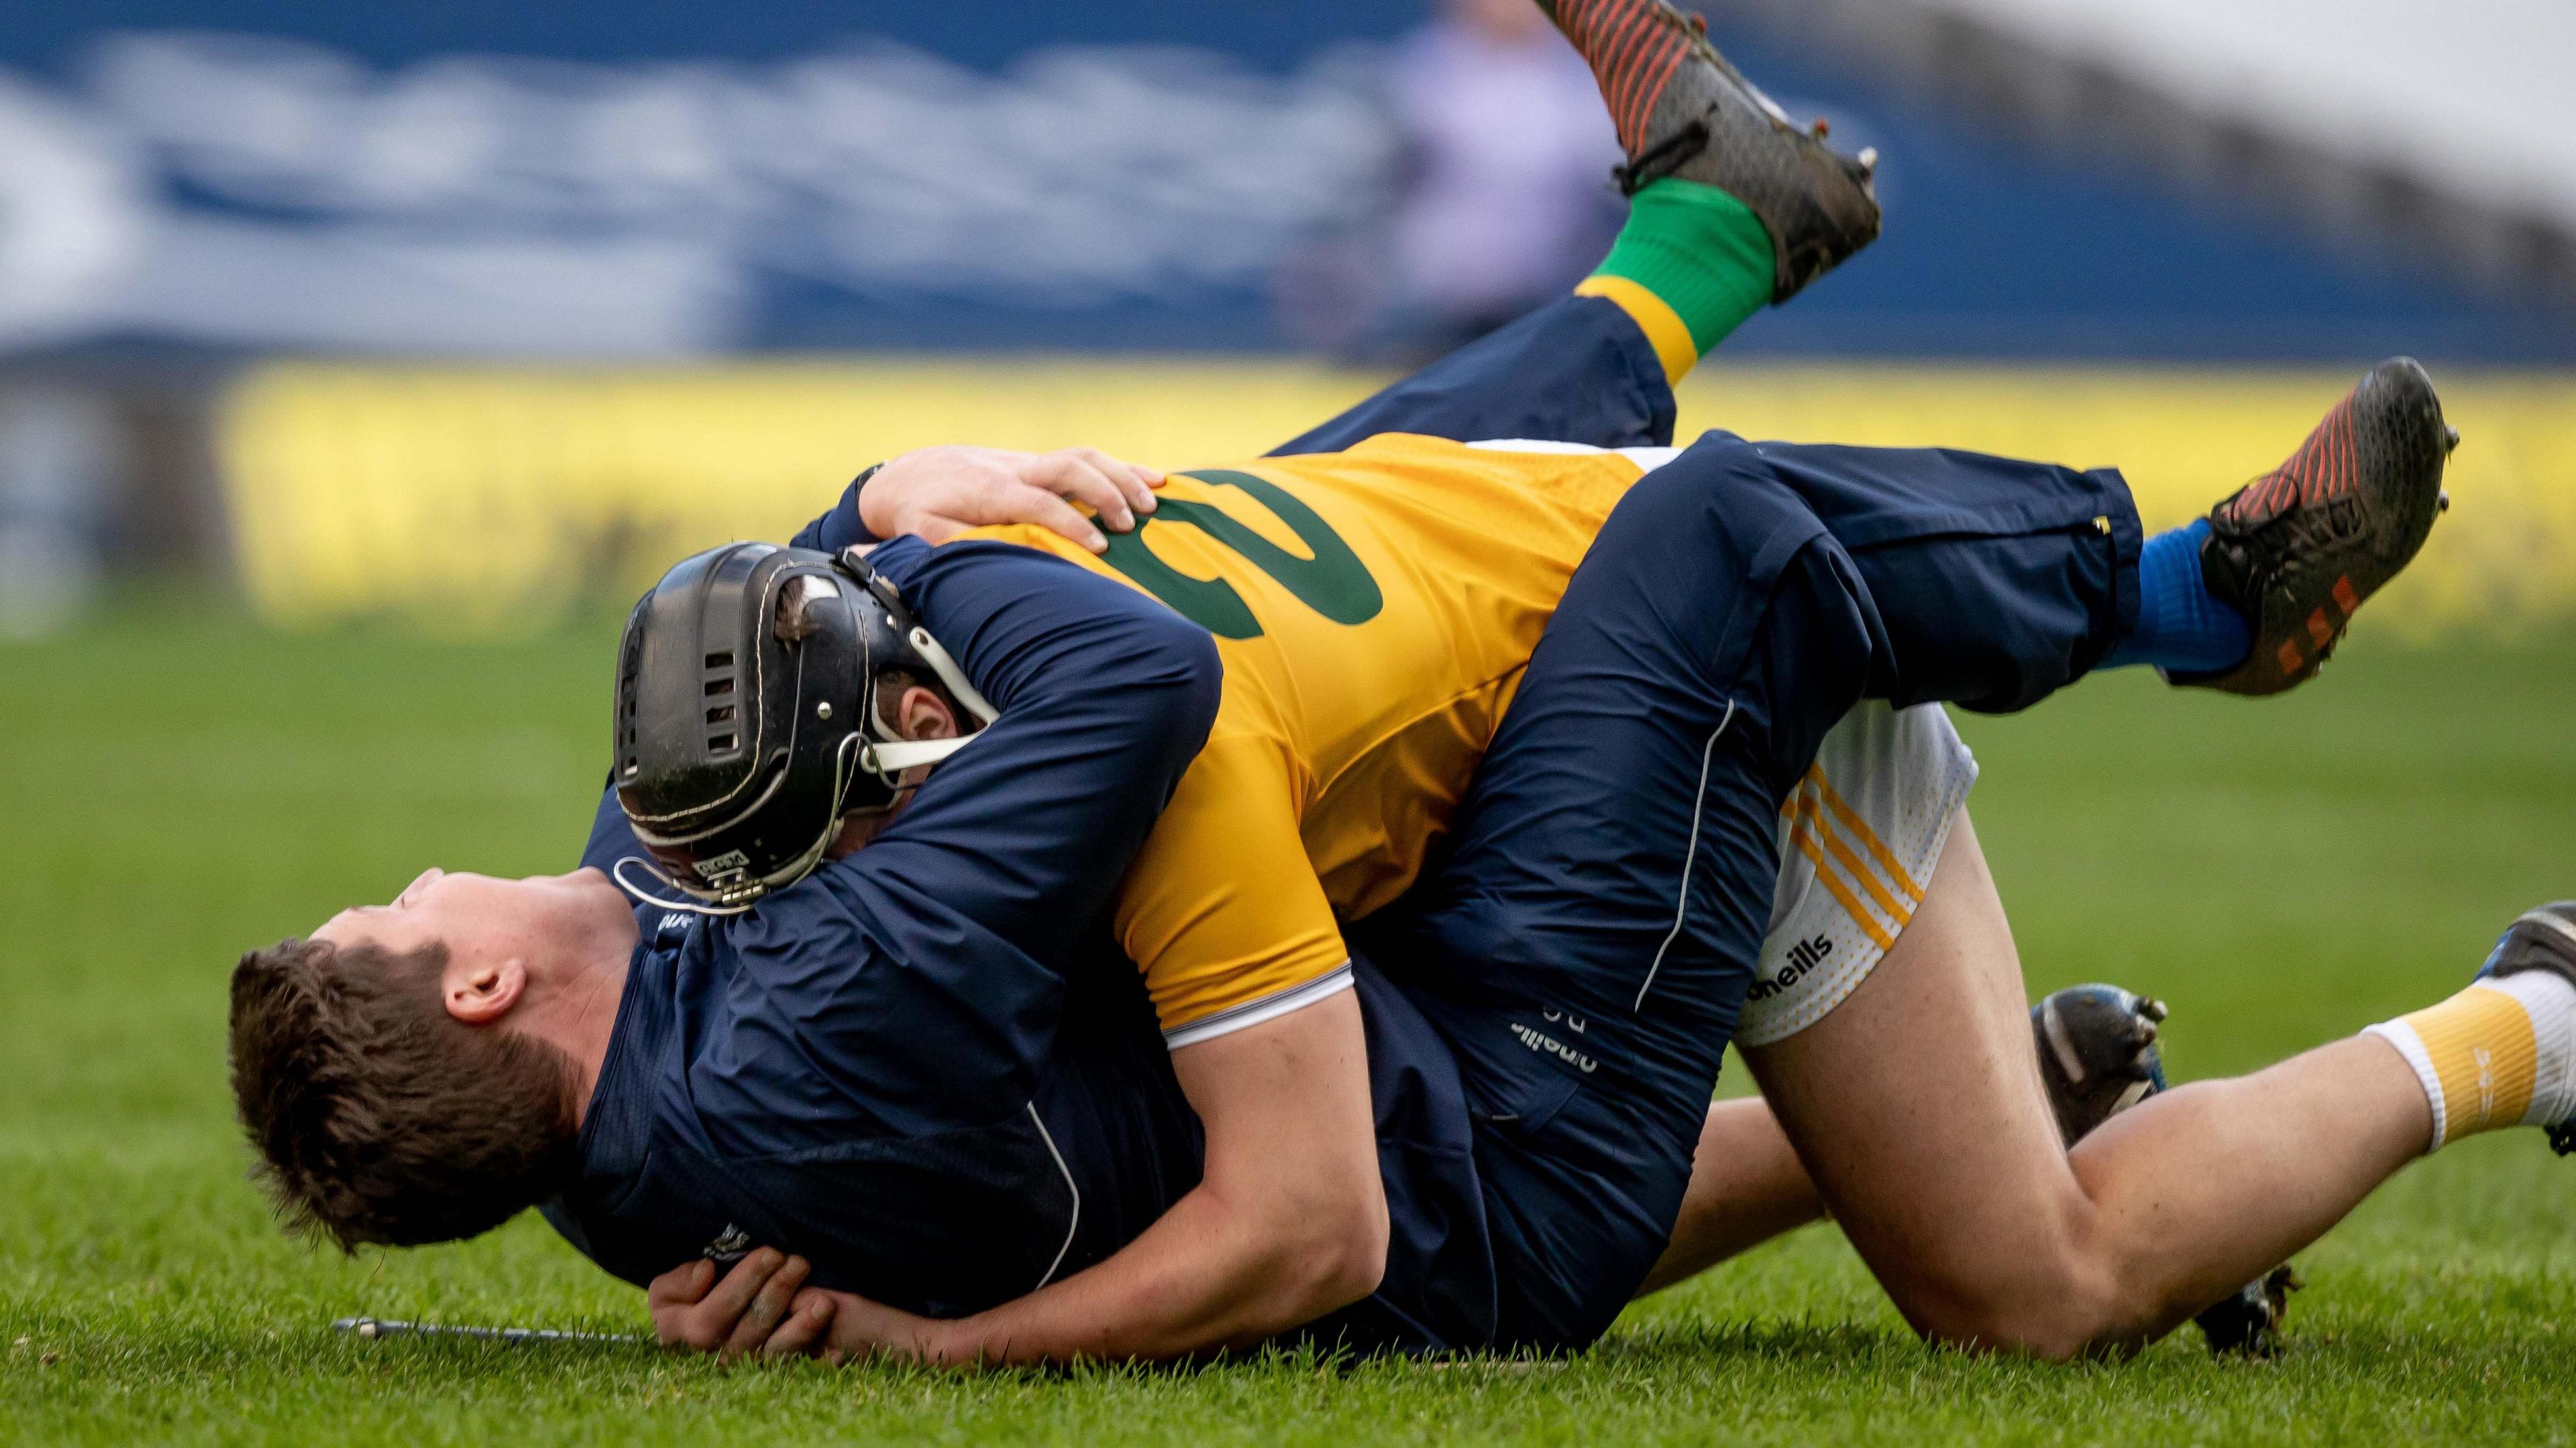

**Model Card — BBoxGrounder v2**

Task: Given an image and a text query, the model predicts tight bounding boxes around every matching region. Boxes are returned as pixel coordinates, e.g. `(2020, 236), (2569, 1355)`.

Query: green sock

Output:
(1582, 180), (1775, 367)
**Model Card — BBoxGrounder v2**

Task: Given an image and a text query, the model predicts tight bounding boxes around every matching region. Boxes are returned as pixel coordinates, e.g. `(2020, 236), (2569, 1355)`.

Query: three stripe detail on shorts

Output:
(1781, 764), (1927, 952)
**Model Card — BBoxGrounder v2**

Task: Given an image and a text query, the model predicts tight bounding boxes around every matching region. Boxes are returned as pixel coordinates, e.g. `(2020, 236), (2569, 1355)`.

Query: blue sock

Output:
(2103, 518), (2251, 673)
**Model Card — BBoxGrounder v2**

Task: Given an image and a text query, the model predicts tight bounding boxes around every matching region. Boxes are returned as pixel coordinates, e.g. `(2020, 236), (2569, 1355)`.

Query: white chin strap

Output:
(860, 734), (976, 773)
(861, 622), (1002, 776)
(908, 624), (1000, 724)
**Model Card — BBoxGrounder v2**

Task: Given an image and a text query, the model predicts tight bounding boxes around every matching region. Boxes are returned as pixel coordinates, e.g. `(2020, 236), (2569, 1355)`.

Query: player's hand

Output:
(861, 446), (1164, 553)
(789, 1286), (957, 1368)
(646, 1249), (837, 1361)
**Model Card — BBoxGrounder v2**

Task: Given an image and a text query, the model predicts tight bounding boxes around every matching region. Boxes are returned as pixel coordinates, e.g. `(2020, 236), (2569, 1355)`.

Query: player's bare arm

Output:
(802, 993), (1383, 1366)
(643, 994), (1383, 1366)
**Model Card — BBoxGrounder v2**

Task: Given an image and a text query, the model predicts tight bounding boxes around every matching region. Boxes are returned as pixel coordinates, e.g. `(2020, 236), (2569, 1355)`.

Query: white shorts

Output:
(1735, 701), (1978, 1048)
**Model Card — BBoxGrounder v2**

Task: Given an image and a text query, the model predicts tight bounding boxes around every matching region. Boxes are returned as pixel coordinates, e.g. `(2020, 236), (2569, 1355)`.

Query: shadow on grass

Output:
(13, 1292), (2576, 1405)
(0, 1308), (1930, 1392)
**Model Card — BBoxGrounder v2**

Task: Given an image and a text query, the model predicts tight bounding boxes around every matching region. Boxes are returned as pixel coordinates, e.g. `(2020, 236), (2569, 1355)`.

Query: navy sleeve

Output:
(576, 779), (641, 876)
(788, 469), (883, 553)
(845, 536), (1222, 950)
(701, 537), (1222, 1138)
(1268, 295), (1674, 456)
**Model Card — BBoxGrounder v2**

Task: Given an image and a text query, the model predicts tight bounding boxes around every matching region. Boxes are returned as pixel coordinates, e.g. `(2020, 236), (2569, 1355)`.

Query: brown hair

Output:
(227, 936), (580, 1249)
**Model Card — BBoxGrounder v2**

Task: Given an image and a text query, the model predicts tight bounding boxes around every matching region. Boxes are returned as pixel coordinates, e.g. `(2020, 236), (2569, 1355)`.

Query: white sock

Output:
(2366, 970), (2576, 1151)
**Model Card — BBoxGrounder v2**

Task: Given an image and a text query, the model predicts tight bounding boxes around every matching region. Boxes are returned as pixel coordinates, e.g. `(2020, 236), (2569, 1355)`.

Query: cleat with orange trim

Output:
(2174, 357), (2453, 697)
(1535, 0), (1882, 301)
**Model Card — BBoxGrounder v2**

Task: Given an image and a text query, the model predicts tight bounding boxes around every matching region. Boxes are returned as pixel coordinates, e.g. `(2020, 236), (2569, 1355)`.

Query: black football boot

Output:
(2030, 984), (2300, 1357)
(1535, 0), (1882, 300)
(2177, 358), (2457, 697)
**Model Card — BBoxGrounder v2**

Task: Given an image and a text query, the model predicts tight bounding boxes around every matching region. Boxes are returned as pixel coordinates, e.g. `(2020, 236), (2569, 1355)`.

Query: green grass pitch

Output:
(3, 606), (2572, 1444)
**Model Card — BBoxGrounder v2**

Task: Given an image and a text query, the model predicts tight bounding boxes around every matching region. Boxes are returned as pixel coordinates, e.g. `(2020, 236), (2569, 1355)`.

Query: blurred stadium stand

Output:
(0, 1), (2570, 632)
(1718, 0), (2576, 300)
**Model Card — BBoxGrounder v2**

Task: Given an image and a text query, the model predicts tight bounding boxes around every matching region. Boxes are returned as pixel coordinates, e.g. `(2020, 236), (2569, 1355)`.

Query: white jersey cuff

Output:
(1464, 438), (1681, 473)
(1161, 962), (1355, 1050)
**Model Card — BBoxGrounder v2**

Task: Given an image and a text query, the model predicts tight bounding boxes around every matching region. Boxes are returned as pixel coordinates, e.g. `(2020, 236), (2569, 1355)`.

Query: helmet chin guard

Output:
(612, 543), (995, 907)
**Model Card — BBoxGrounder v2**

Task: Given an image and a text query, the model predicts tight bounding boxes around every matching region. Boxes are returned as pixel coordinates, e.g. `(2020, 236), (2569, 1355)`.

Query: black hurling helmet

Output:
(611, 542), (997, 911)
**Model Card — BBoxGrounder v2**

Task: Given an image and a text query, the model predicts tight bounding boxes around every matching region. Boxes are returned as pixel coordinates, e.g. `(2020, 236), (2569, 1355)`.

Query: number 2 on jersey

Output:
(1096, 469), (1383, 639)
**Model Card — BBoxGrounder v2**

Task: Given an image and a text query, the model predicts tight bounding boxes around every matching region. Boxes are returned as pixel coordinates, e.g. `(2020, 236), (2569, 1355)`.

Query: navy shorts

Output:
(1288, 296), (2142, 1350)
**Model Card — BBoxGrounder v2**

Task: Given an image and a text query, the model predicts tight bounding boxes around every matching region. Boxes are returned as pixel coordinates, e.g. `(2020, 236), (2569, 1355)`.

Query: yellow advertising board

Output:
(219, 360), (2576, 636)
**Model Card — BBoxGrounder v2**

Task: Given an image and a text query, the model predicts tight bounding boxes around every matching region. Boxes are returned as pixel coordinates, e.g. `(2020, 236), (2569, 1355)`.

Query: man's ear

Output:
(444, 956), (529, 1026)
(893, 685), (959, 742)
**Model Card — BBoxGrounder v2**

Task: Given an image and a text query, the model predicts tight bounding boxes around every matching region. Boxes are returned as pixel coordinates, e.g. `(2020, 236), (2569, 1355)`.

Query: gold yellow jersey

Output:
(959, 433), (1654, 1046)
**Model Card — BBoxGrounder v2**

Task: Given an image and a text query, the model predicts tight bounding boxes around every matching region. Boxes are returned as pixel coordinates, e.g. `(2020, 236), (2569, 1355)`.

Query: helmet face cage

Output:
(613, 543), (961, 906)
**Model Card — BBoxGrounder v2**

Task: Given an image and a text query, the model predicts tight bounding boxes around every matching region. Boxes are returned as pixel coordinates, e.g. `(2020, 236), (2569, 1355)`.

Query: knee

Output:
(1890, 1237), (2139, 1361)
(1595, 442), (1790, 574)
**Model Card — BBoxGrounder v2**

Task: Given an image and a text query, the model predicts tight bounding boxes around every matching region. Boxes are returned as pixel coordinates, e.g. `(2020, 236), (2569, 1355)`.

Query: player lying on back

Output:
(227, 0), (2498, 1366)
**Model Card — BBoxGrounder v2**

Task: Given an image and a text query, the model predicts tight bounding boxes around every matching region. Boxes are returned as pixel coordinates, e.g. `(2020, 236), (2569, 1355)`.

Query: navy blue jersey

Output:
(545, 535), (1215, 1316)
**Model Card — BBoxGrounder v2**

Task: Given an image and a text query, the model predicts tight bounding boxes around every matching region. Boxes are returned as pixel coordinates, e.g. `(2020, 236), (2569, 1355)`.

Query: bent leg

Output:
(1274, 168), (1780, 454)
(1746, 439), (2143, 714)
(1367, 437), (2141, 1345)
(1634, 1097), (1822, 1295)
(1638, 805), (2148, 1300)
(1744, 812), (2430, 1356)
(1274, 296), (1676, 456)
